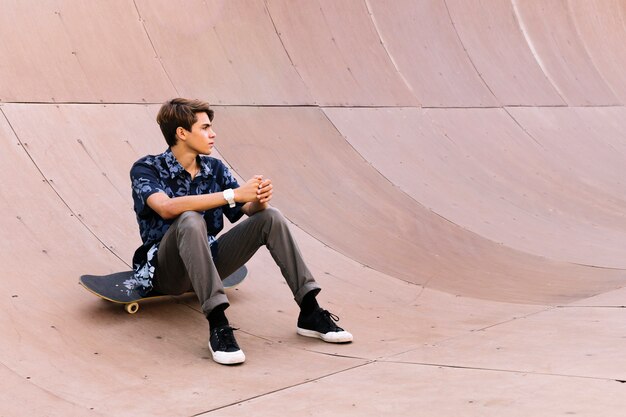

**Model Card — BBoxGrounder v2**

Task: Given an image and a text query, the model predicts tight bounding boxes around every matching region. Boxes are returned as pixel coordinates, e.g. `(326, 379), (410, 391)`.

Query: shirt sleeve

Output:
(216, 160), (245, 224)
(130, 161), (166, 217)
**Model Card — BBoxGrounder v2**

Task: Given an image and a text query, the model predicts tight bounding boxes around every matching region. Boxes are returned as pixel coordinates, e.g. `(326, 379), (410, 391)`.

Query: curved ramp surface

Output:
(1, 1), (626, 416)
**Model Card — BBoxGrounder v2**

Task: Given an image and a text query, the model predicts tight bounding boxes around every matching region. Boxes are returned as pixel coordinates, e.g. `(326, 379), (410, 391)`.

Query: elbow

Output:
(155, 202), (179, 220)
(160, 211), (177, 220)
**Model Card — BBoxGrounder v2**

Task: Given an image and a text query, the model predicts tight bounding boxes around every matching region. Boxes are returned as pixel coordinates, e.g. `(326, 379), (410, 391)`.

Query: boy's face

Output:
(181, 111), (216, 155)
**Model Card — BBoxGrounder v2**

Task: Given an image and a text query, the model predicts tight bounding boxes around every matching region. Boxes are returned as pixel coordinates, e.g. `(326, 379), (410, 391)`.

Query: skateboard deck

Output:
(79, 265), (247, 314)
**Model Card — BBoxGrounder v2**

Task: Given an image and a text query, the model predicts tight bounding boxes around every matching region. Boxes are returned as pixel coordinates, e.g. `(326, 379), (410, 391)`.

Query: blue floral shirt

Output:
(129, 148), (244, 295)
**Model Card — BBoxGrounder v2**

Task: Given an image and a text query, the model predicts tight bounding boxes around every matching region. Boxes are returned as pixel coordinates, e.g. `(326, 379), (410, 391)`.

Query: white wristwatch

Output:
(223, 188), (236, 208)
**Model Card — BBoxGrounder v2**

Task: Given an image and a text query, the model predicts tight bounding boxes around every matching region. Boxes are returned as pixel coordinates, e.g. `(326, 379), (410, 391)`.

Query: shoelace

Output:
(321, 310), (340, 322)
(214, 326), (239, 350)
(320, 310), (342, 330)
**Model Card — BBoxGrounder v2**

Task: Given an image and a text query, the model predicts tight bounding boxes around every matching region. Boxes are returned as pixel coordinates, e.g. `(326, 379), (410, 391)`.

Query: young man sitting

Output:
(129, 98), (352, 365)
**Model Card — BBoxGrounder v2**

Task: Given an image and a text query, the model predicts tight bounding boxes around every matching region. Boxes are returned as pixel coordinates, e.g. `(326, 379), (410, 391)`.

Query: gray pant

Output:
(153, 207), (321, 316)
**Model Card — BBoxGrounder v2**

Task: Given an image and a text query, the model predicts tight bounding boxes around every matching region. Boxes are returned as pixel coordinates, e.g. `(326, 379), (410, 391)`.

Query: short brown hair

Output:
(156, 98), (214, 146)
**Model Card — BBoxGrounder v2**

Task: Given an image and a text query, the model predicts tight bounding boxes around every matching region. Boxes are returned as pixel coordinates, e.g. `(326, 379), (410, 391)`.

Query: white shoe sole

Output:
(297, 327), (353, 343)
(209, 345), (246, 365)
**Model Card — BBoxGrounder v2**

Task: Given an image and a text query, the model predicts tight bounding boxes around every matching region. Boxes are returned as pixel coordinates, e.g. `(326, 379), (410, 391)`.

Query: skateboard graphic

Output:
(79, 265), (247, 314)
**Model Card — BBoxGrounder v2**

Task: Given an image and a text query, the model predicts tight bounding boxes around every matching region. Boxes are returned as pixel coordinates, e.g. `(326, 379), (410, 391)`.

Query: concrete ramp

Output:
(1, 1), (626, 416)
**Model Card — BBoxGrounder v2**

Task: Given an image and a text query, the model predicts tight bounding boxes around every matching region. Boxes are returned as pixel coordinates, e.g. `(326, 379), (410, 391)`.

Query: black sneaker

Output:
(297, 308), (353, 343)
(208, 325), (245, 365)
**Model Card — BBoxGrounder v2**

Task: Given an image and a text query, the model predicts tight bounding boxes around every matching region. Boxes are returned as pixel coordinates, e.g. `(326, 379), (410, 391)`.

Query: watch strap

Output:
(223, 188), (236, 208)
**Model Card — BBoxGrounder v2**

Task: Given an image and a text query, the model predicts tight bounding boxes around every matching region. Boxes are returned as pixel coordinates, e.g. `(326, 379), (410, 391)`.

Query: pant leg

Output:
(214, 207), (321, 305)
(153, 211), (229, 315)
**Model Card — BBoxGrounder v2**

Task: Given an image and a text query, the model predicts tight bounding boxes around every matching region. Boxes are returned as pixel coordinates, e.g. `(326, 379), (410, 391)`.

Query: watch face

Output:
(224, 189), (234, 203)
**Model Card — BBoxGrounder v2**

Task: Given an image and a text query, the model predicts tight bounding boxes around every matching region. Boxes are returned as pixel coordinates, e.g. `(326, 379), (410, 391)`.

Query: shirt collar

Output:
(162, 148), (213, 179)
(197, 157), (213, 178)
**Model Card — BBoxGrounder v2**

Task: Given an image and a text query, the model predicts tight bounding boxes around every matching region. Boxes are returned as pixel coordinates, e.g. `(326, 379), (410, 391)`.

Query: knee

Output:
(257, 207), (286, 224)
(176, 211), (206, 234)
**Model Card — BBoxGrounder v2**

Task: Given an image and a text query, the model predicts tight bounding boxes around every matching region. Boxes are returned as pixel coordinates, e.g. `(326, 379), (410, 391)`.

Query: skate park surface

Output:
(2, 1), (626, 415)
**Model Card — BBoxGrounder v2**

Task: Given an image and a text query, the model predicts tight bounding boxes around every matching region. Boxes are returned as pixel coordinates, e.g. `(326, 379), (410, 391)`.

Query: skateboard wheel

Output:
(125, 302), (139, 314)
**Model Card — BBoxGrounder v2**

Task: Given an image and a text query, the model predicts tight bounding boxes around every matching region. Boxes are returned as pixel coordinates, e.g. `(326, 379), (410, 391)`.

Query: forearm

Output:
(152, 192), (229, 219)
(147, 175), (270, 219)
(241, 200), (269, 216)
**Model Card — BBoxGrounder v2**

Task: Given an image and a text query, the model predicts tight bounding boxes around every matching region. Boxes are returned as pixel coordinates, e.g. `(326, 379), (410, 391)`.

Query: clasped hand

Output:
(236, 175), (273, 205)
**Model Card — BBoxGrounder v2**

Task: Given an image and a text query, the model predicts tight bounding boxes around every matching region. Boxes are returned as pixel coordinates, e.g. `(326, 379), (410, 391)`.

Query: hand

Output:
(234, 176), (262, 203)
(256, 177), (273, 205)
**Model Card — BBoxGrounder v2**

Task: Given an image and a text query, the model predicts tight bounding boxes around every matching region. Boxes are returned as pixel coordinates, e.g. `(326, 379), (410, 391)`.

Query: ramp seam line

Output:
(317, 2), (364, 94)
(511, 0), (569, 105)
(0, 107), (130, 268)
(501, 107), (546, 149)
(380, 359), (624, 383)
(557, 305), (626, 308)
(263, 0), (317, 105)
(363, 0), (419, 104)
(382, 305), (554, 362)
(1, 101), (623, 109)
(132, 0), (180, 97)
(566, 0), (622, 104)
(191, 361), (373, 416)
(442, 0), (500, 106)
(0, 362), (105, 415)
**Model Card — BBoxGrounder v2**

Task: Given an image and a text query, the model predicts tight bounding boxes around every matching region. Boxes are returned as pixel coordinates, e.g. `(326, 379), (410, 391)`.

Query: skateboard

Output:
(79, 266), (247, 314)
